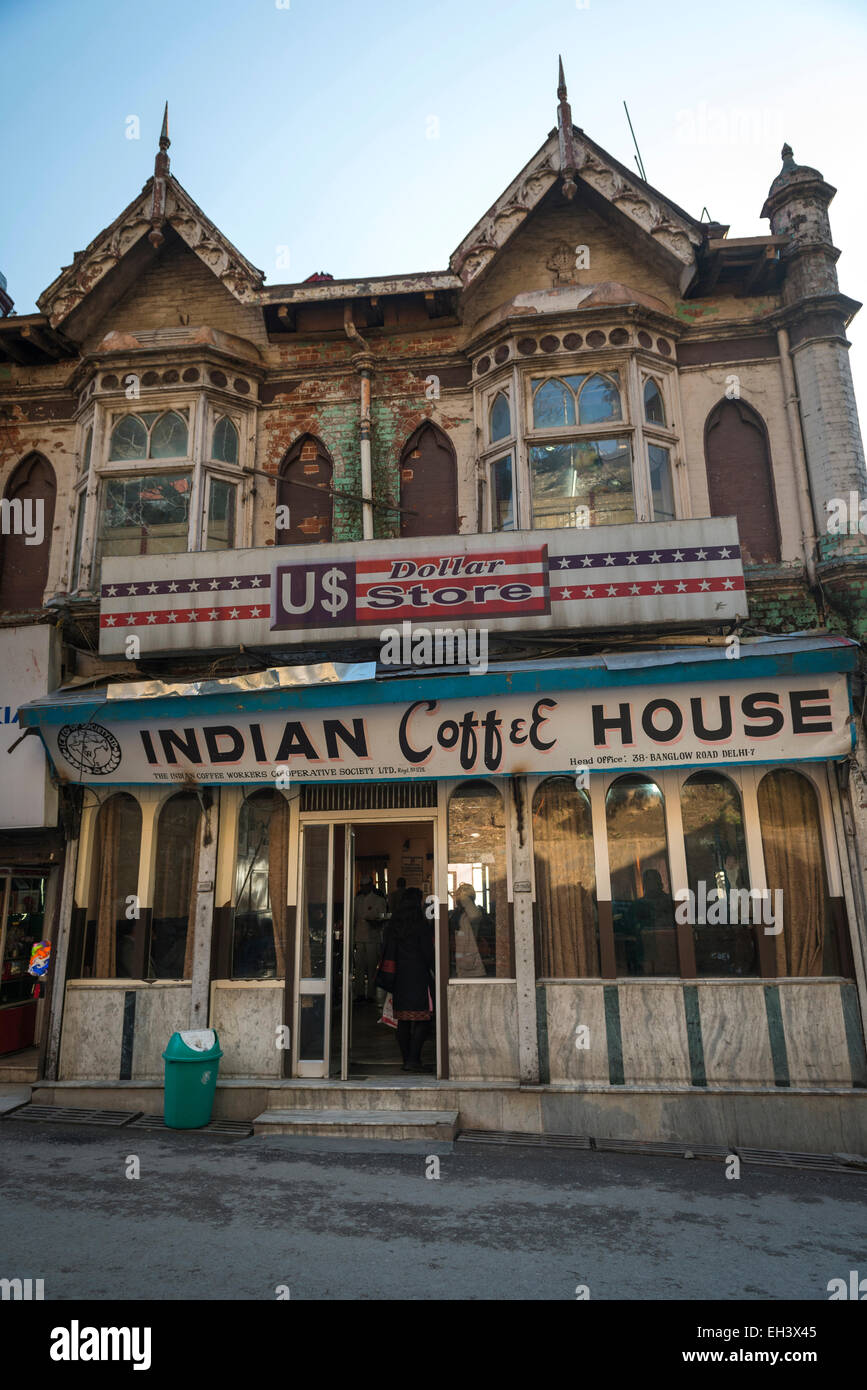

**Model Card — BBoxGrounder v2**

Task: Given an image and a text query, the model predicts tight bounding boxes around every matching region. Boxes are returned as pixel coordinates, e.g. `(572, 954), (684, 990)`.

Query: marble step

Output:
(253, 1108), (459, 1141)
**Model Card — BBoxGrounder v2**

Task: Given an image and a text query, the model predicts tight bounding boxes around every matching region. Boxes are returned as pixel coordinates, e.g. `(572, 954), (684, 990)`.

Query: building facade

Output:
(2, 75), (867, 1148)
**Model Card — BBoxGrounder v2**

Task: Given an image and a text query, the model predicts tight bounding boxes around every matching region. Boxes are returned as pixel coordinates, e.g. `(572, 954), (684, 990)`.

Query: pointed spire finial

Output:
(149, 103), (171, 248)
(556, 57), (577, 201)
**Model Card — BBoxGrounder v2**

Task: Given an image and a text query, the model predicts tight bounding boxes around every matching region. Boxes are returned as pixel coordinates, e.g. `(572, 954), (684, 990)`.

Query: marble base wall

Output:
(210, 981), (284, 1079)
(447, 982), (520, 1081)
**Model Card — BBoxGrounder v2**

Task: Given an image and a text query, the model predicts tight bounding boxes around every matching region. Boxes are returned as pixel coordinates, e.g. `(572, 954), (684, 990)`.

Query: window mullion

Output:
(626, 355), (651, 522)
(79, 399), (107, 592)
(188, 392), (208, 551)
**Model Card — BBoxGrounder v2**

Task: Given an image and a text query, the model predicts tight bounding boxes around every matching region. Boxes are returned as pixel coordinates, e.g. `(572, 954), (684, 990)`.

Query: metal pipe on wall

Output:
(344, 306), (374, 540)
(777, 326), (819, 588)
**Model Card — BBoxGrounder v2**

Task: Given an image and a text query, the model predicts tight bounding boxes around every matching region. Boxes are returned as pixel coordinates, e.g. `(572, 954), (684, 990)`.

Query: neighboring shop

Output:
(0, 626), (63, 1060)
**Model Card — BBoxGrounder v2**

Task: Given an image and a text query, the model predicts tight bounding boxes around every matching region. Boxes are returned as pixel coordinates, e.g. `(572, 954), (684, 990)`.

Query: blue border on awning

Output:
(16, 641), (859, 728)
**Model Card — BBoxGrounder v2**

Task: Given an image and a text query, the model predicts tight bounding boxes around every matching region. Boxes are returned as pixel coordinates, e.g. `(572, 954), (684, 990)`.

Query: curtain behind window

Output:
(758, 770), (831, 977)
(152, 793), (201, 979)
(93, 794), (141, 979)
(533, 778), (598, 977)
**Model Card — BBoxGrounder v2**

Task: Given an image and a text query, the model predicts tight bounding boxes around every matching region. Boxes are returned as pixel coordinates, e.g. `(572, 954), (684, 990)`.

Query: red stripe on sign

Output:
(355, 548), (545, 573)
(357, 597), (549, 620)
(550, 577), (746, 600)
(100, 605), (272, 627)
(357, 573), (544, 595)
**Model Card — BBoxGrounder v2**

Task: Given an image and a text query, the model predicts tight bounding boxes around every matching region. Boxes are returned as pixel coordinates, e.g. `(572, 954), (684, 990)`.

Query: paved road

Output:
(0, 1121), (864, 1300)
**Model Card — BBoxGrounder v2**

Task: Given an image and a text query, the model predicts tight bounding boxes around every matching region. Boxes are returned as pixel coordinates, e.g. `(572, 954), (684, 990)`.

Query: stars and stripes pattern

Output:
(99, 572), (271, 630)
(548, 543), (744, 604)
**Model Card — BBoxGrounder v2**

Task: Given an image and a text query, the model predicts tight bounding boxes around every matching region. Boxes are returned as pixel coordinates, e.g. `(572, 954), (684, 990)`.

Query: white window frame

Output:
(68, 391), (251, 593)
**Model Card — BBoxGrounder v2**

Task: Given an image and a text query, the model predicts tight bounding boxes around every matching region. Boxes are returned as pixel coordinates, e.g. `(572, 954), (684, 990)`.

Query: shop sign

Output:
(98, 519), (747, 655)
(41, 673), (850, 785)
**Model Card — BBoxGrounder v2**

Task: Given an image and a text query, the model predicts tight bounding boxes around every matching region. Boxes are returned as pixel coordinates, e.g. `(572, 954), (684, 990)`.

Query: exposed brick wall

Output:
(84, 237), (268, 351)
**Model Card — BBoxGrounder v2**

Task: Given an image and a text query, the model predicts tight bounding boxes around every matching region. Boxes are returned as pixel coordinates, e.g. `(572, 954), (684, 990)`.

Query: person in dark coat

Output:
(380, 887), (435, 1072)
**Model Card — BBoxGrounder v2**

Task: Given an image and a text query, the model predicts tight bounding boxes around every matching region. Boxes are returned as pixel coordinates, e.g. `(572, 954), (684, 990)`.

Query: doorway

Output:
(294, 816), (437, 1080)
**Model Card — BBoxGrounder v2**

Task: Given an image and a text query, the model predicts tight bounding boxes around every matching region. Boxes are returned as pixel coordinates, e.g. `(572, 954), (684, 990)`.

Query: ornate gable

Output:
(450, 64), (704, 298)
(37, 111), (263, 333)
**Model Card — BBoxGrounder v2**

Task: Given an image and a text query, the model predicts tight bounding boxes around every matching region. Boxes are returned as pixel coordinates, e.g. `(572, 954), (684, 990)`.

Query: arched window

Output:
(212, 416), (239, 464)
(232, 790), (290, 979)
(150, 411), (188, 458)
(605, 774), (677, 976)
(0, 454), (57, 612)
(489, 392), (512, 443)
(681, 772), (755, 975)
(758, 770), (840, 976)
(277, 434), (333, 545)
(532, 777), (598, 977)
(533, 377), (577, 428)
(644, 379), (666, 426)
(150, 793), (201, 979)
(399, 422), (458, 538)
(109, 411), (189, 461)
(705, 399), (781, 564)
(82, 793), (142, 979)
(447, 780), (511, 978)
(109, 414), (148, 460)
(578, 373), (622, 424)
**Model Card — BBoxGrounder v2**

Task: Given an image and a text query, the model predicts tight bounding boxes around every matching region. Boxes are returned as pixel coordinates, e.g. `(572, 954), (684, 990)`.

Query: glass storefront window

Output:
(150, 793), (200, 979)
(447, 780), (512, 978)
(84, 793), (142, 979)
(0, 876), (46, 1007)
(606, 774), (678, 976)
(232, 790), (289, 979)
(532, 777), (598, 977)
(681, 772), (756, 976)
(758, 769), (840, 977)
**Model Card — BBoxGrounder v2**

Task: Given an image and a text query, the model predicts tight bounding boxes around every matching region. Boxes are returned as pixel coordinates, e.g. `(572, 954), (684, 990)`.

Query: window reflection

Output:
(529, 438), (634, 528)
(681, 772), (755, 976)
(232, 791), (289, 979)
(606, 775), (678, 976)
(447, 781), (511, 977)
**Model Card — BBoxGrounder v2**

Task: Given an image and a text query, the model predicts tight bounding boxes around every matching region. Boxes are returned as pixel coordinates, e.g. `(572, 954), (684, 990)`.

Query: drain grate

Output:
(735, 1147), (863, 1174)
(4, 1105), (140, 1127)
(594, 1137), (732, 1160)
(127, 1114), (253, 1137)
(458, 1129), (592, 1150)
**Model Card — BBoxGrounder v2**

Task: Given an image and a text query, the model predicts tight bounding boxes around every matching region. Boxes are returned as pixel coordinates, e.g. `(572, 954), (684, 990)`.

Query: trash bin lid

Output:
(180, 1029), (216, 1052)
(163, 1029), (222, 1061)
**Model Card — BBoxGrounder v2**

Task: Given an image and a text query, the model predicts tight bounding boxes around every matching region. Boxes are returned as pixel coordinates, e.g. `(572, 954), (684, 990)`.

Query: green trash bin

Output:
(162, 1029), (223, 1129)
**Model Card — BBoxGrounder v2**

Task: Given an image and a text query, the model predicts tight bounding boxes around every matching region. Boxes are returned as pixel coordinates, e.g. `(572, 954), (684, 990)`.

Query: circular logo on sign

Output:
(57, 723), (122, 776)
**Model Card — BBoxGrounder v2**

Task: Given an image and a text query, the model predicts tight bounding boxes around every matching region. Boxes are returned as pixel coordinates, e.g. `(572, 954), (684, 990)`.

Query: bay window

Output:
(480, 356), (680, 532)
(69, 394), (248, 593)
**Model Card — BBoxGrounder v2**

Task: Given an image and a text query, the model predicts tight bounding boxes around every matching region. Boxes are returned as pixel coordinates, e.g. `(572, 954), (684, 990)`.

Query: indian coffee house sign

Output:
(97, 518), (747, 656)
(43, 673), (851, 785)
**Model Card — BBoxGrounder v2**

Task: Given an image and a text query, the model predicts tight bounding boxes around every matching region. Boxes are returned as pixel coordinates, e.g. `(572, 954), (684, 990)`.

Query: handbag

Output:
(375, 930), (397, 993)
(379, 993), (397, 1030)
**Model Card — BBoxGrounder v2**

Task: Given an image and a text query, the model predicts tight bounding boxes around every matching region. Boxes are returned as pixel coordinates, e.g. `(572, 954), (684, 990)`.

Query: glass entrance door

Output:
(295, 823), (354, 1079)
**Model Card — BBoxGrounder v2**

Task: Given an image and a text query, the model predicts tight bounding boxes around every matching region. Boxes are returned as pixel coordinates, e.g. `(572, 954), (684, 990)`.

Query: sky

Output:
(2, 0), (866, 422)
